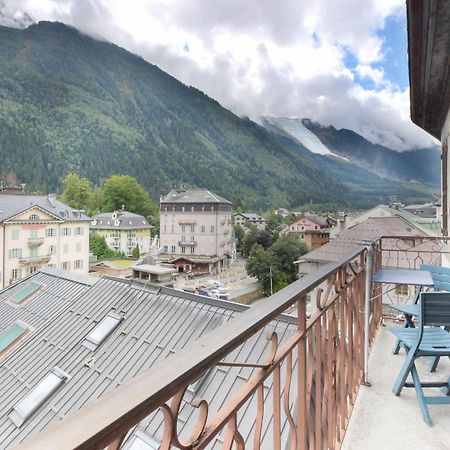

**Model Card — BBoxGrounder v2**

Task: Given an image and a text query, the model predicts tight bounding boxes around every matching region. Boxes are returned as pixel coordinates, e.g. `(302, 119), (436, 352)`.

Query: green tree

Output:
(271, 235), (308, 279)
(60, 172), (92, 209)
(255, 229), (272, 249)
(102, 175), (158, 219)
(242, 227), (258, 257)
(132, 244), (140, 258)
(89, 232), (117, 259)
(246, 244), (279, 295)
(233, 224), (245, 252)
(265, 211), (284, 232)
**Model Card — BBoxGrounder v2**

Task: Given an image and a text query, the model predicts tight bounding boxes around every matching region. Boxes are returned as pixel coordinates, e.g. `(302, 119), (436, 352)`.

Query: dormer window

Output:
(82, 313), (123, 351)
(9, 367), (70, 427)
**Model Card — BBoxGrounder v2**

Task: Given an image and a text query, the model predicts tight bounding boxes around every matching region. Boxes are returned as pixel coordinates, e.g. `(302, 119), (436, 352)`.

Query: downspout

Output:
(362, 239), (374, 386)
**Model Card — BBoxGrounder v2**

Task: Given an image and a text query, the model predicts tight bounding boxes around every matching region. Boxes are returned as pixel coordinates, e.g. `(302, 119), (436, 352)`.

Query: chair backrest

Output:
(420, 264), (450, 292)
(420, 292), (450, 328)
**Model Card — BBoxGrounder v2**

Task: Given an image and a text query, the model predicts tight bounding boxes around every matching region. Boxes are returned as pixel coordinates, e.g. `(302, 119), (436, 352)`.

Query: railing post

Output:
(362, 240), (374, 386)
(297, 296), (307, 450)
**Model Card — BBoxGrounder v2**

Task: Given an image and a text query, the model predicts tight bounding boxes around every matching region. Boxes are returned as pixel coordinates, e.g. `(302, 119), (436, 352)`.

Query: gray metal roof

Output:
(0, 275), (296, 449)
(161, 189), (232, 205)
(0, 194), (91, 222)
(91, 211), (151, 230)
(0, 268), (95, 359)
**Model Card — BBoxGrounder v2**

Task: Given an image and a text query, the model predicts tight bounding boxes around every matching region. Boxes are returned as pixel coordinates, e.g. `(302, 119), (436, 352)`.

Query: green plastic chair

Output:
(390, 292), (450, 426)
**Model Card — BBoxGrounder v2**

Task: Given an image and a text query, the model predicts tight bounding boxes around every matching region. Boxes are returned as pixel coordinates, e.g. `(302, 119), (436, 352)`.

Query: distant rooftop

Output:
(161, 189), (231, 205)
(0, 194), (91, 222)
(91, 211), (151, 230)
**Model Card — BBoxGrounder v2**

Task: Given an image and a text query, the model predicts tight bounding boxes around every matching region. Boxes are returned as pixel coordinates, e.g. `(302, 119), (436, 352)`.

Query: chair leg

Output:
(411, 365), (433, 426)
(393, 351), (415, 396)
(428, 356), (440, 373)
(392, 316), (414, 355)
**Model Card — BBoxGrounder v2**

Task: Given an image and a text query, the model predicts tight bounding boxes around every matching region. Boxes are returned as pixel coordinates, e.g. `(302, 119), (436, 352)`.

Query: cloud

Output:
(0, 0), (439, 150)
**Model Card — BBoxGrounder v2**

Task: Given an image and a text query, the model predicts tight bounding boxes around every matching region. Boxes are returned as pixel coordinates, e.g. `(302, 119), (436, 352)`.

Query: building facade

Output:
(280, 214), (331, 249)
(159, 189), (233, 274)
(0, 193), (90, 289)
(233, 212), (266, 229)
(90, 211), (152, 257)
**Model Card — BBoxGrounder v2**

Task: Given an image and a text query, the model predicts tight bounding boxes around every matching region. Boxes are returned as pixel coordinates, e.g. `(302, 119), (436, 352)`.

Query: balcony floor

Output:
(342, 323), (450, 450)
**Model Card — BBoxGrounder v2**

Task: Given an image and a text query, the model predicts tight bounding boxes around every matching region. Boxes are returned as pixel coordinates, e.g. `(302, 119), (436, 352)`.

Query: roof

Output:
(0, 194), (91, 222)
(407, 0), (450, 139)
(91, 211), (151, 230)
(131, 264), (177, 275)
(234, 212), (265, 222)
(161, 189), (231, 205)
(0, 268), (95, 358)
(299, 216), (426, 263)
(0, 275), (296, 448)
(289, 214), (328, 227)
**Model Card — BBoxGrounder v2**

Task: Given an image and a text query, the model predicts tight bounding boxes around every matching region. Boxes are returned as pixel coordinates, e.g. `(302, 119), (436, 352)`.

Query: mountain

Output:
(0, 21), (438, 210)
(263, 117), (440, 185)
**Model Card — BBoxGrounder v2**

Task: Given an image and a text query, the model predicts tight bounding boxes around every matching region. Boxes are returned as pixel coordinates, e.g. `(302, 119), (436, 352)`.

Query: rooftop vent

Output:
(9, 367), (70, 427)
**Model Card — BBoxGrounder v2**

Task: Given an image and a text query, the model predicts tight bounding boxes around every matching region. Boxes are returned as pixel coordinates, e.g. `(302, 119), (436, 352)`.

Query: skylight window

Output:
(0, 322), (29, 355)
(82, 312), (122, 351)
(122, 430), (159, 450)
(9, 367), (70, 427)
(8, 282), (42, 306)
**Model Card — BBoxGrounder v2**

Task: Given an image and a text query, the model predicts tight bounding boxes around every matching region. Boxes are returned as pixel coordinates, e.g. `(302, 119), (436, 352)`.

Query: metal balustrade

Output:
(20, 234), (448, 449)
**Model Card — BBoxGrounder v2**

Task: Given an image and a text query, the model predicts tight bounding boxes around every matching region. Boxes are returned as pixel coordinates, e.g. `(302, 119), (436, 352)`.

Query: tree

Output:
(271, 235), (308, 279)
(242, 227), (258, 256)
(102, 175), (159, 219)
(233, 224), (245, 252)
(132, 244), (140, 258)
(89, 232), (118, 259)
(246, 244), (279, 295)
(265, 211), (284, 232)
(60, 172), (91, 209)
(256, 229), (272, 249)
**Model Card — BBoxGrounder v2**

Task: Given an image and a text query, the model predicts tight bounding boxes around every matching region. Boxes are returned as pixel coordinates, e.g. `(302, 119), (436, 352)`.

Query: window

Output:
(395, 285), (409, 297)
(181, 246), (186, 253)
(191, 206), (194, 212)
(29, 266), (38, 275)
(62, 261), (70, 270)
(211, 206), (214, 212)
(29, 214), (39, 220)
(76, 243), (81, 252)
(210, 226), (215, 233)
(171, 246), (176, 253)
(63, 228), (71, 236)
(30, 229), (38, 238)
(11, 230), (19, 240)
(82, 313), (122, 351)
(0, 322), (29, 355)
(164, 206), (168, 212)
(75, 227), (83, 235)
(63, 244), (69, 254)
(163, 245), (168, 252)
(9, 367), (70, 427)
(190, 247), (195, 254)
(182, 206), (185, 212)
(201, 225), (206, 233)
(163, 225), (167, 232)
(46, 228), (56, 237)
(11, 269), (21, 281)
(301, 234), (305, 240)
(181, 225), (185, 232)
(75, 260), (83, 269)
(122, 430), (159, 450)
(49, 245), (57, 255)
(8, 282), (42, 305)
(171, 225), (174, 232)
(190, 236), (195, 242)
(202, 206), (205, 212)
(190, 225), (195, 232)
(182, 236), (186, 242)
(9, 249), (21, 259)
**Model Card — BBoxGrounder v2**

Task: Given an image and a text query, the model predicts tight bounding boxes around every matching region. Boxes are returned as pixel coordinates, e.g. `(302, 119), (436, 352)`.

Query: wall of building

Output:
(94, 228), (151, 256)
(160, 210), (232, 259)
(1, 208), (89, 289)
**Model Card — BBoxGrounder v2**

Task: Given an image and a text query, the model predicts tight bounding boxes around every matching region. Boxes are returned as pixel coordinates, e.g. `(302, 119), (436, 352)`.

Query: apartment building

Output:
(90, 211), (152, 257)
(0, 193), (90, 289)
(280, 214), (331, 249)
(159, 189), (233, 274)
(233, 212), (266, 229)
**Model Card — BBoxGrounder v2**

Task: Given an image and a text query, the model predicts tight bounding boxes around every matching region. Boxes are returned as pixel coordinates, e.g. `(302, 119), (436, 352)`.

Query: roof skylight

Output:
(82, 312), (122, 351)
(0, 322), (29, 355)
(8, 282), (42, 305)
(9, 367), (70, 427)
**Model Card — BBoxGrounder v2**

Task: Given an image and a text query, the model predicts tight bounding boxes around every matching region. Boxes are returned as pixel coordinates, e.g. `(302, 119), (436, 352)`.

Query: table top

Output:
(372, 269), (434, 287)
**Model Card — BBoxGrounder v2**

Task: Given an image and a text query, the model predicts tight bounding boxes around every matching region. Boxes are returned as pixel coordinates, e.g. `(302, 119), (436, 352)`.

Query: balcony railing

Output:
(179, 241), (196, 246)
(19, 254), (51, 264)
(18, 239), (381, 450)
(27, 237), (44, 247)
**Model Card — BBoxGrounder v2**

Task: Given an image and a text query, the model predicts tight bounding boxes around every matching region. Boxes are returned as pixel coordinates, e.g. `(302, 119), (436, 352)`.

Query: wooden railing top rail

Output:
(16, 244), (369, 450)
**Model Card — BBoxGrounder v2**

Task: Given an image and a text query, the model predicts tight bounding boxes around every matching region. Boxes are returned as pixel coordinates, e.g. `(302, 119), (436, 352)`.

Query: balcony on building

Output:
(19, 254), (51, 264)
(178, 240), (196, 246)
(27, 237), (44, 247)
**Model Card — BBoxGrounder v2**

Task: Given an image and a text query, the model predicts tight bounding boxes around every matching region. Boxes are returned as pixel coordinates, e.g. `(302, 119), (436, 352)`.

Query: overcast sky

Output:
(0, 0), (440, 150)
